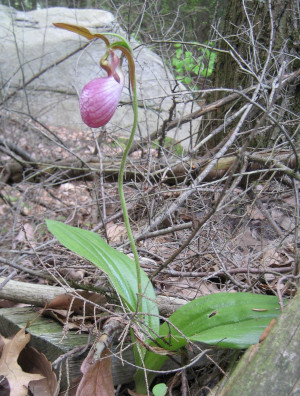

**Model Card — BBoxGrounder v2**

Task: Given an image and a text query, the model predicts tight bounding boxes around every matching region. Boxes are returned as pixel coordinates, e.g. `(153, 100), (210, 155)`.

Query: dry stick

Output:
(52, 342), (92, 370)
(158, 95), (177, 159)
(0, 256), (107, 295)
(92, 183), (159, 233)
(3, 146), (298, 188)
(0, 137), (35, 163)
(277, 275), (300, 312)
(247, 153), (300, 182)
(247, 189), (282, 237)
(189, 104), (248, 155)
(149, 65), (280, 277)
(0, 190), (28, 217)
(136, 161), (298, 270)
(128, 87), (253, 155)
(128, 69), (300, 156)
(0, 276), (187, 318)
(0, 145), (29, 172)
(1, 117), (94, 181)
(138, 100), (255, 242)
(150, 153), (242, 279)
(0, 256), (53, 281)
(292, 178), (300, 277)
(134, 71), (300, 241)
(146, 267), (292, 278)
(0, 271), (18, 290)
(135, 221), (193, 242)
(7, 111), (69, 149)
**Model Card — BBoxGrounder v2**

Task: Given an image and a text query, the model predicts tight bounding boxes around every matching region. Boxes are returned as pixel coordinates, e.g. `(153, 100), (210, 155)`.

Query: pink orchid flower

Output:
(79, 50), (124, 127)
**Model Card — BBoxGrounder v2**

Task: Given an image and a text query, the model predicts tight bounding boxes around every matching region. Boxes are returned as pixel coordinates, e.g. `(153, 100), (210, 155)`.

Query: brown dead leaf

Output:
(233, 228), (263, 251)
(262, 247), (280, 267)
(164, 277), (219, 299)
(18, 345), (59, 396)
(15, 223), (36, 247)
(60, 268), (85, 281)
(0, 299), (21, 309)
(262, 245), (294, 269)
(0, 327), (44, 396)
(284, 195), (296, 207)
(270, 208), (293, 231)
(45, 291), (107, 332)
(76, 345), (114, 396)
(45, 309), (97, 332)
(47, 291), (107, 316)
(246, 205), (264, 220)
(127, 389), (148, 396)
(106, 222), (127, 243)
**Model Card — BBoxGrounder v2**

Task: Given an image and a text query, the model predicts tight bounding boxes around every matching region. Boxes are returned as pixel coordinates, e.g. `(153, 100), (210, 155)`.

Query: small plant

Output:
(47, 24), (281, 394)
(153, 383), (168, 396)
(172, 41), (217, 86)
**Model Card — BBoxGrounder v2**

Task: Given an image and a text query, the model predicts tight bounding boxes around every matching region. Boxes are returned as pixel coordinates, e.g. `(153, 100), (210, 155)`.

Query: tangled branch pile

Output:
(0, 0), (299, 393)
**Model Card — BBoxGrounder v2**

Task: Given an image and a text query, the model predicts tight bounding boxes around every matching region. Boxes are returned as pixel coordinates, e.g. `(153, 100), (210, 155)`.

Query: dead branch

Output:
(0, 277), (186, 316)
(128, 69), (300, 154)
(2, 149), (299, 185)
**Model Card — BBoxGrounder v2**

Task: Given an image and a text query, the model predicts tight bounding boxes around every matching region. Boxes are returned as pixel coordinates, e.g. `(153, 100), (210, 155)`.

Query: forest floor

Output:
(0, 118), (299, 395)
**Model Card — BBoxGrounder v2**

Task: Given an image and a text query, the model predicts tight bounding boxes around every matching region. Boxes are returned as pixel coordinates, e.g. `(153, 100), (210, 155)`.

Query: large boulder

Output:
(0, 5), (198, 148)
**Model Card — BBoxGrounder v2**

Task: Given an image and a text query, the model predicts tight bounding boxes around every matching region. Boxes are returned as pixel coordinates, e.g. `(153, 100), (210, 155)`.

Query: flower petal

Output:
(79, 76), (124, 128)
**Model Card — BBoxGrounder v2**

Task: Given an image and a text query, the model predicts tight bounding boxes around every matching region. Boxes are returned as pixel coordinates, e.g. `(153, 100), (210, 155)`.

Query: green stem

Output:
(55, 25), (143, 311)
(107, 36), (142, 303)
(117, 65), (142, 301)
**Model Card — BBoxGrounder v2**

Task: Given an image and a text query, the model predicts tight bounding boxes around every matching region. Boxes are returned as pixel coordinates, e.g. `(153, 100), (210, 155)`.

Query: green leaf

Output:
(135, 292), (280, 392)
(176, 59), (184, 71)
(46, 220), (159, 338)
(193, 65), (200, 74)
(184, 76), (192, 85)
(153, 383), (168, 396)
(175, 48), (182, 58)
(184, 59), (194, 71)
(161, 293), (279, 349)
(172, 58), (179, 67)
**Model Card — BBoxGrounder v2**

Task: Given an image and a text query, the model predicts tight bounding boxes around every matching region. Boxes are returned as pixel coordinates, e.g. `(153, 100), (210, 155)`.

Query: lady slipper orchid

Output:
(79, 50), (124, 128)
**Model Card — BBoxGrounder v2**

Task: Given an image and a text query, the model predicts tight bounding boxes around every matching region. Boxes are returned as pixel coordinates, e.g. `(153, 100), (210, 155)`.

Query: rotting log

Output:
(0, 306), (231, 391)
(0, 305), (136, 390)
(212, 292), (300, 396)
(0, 278), (230, 390)
(0, 277), (185, 316)
(0, 278), (185, 390)
(2, 149), (300, 185)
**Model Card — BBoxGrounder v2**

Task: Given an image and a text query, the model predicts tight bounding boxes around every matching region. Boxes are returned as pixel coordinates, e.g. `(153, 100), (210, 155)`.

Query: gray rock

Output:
(0, 5), (198, 149)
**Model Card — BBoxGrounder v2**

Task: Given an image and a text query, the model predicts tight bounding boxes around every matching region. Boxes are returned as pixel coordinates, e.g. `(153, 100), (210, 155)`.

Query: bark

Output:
(214, 0), (299, 91)
(212, 0), (300, 147)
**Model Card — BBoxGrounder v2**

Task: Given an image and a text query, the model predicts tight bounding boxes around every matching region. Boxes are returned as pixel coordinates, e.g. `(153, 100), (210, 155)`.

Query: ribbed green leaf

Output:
(46, 220), (159, 337)
(135, 292), (280, 392)
(161, 292), (279, 349)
